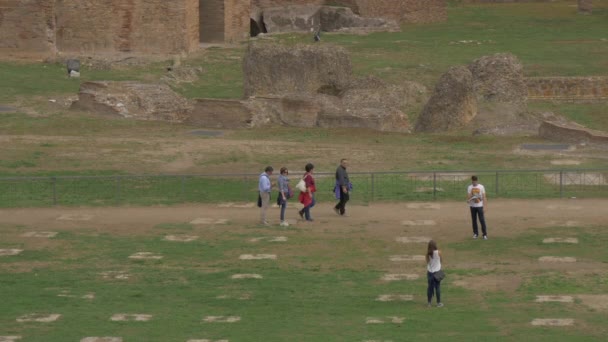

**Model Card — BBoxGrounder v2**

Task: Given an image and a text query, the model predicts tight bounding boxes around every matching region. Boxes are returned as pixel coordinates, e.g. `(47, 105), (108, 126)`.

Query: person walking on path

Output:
(277, 167), (291, 227)
(426, 240), (444, 308)
(334, 159), (350, 216)
(258, 166), (273, 225)
(298, 163), (316, 222)
(467, 175), (488, 240)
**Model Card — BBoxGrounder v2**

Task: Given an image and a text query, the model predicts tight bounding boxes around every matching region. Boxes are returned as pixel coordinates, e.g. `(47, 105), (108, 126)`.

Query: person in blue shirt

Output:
(259, 166), (273, 225)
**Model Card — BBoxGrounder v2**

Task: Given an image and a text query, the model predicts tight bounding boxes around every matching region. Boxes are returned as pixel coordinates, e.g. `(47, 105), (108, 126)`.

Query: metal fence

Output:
(1, 169), (606, 208)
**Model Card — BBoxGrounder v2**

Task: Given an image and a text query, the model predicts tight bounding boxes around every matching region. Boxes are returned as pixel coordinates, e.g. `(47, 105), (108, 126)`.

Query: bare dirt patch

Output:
(57, 214), (94, 221)
(452, 274), (523, 294)
(538, 256), (577, 263)
(389, 255), (425, 262)
(163, 235), (199, 242)
(239, 254), (277, 260)
(395, 236), (431, 243)
(542, 238), (578, 244)
(20, 231), (58, 238)
(381, 274), (419, 281)
(577, 295), (608, 311)
(375, 294), (413, 302)
(128, 252), (163, 260)
(0, 249), (23, 256)
(405, 203), (440, 210)
(231, 274), (263, 279)
(190, 218), (228, 225)
(535, 295), (574, 303)
(401, 220), (436, 226)
(0, 336), (22, 342)
(81, 338), (123, 342)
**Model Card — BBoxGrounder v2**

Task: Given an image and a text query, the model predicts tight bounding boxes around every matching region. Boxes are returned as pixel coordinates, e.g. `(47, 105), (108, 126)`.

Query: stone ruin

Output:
(416, 53), (536, 135)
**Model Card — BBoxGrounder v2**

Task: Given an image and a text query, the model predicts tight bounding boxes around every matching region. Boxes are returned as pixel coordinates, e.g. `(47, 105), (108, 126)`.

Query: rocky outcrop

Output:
(468, 53), (527, 104)
(243, 42), (353, 97)
(414, 66), (476, 132)
(539, 120), (608, 146)
(71, 81), (191, 122)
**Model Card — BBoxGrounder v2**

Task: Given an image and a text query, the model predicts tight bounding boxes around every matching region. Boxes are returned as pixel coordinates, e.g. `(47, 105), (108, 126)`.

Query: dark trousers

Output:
(301, 195), (315, 221)
(470, 206), (487, 236)
(427, 271), (441, 304)
(335, 188), (350, 215)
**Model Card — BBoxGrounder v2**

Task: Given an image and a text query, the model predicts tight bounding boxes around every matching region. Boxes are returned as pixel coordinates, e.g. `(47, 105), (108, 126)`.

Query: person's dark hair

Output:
(426, 240), (438, 263)
(280, 167), (288, 175)
(265, 166), (274, 173)
(305, 163), (314, 172)
(340, 158), (347, 163)
(471, 175), (478, 181)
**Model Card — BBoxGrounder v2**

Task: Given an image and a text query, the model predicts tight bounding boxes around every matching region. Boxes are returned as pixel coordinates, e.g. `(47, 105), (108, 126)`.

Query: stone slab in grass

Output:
(190, 218), (228, 225)
(81, 338), (123, 342)
(129, 252), (163, 260)
(21, 231), (58, 238)
(100, 271), (130, 280)
(57, 214), (94, 221)
(535, 295), (574, 303)
(538, 256), (577, 263)
(239, 254), (276, 260)
(231, 274), (263, 279)
(0, 249), (23, 256)
(249, 236), (288, 242)
(531, 318), (574, 326)
(163, 235), (199, 242)
(542, 237), (578, 244)
(202, 316), (241, 323)
(0, 336), (22, 342)
(218, 202), (255, 208)
(381, 274), (419, 281)
(110, 314), (152, 322)
(389, 255), (425, 262)
(16, 313), (61, 322)
(376, 294), (414, 302)
(57, 290), (95, 300)
(216, 293), (251, 300)
(401, 220), (436, 226)
(551, 160), (581, 165)
(187, 340), (228, 342)
(395, 236), (431, 243)
(406, 203), (440, 210)
(365, 316), (404, 324)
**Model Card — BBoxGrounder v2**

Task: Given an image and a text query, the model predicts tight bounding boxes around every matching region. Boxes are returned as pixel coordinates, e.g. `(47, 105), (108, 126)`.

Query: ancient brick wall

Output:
(526, 77), (608, 101)
(224, 0), (251, 43)
(200, 0), (225, 43)
(0, 0), (56, 56)
(56, 0), (198, 54)
(253, 0), (325, 8)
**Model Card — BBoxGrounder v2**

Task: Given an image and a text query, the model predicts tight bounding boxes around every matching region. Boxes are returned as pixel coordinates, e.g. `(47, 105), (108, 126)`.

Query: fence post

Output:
(116, 176), (121, 205)
(52, 176), (57, 206)
(433, 172), (437, 201)
(181, 175), (186, 201)
(495, 171), (499, 196)
(559, 170), (563, 198)
(371, 173), (375, 203)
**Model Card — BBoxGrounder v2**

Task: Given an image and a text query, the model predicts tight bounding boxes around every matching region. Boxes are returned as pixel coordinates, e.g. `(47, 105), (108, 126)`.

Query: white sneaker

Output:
(280, 220), (289, 227)
(473, 234), (478, 239)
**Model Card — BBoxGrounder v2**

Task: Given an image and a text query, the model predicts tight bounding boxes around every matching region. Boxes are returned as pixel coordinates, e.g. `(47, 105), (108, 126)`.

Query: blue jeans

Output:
(470, 206), (487, 236)
(279, 197), (287, 221)
(427, 271), (441, 304)
(302, 195), (315, 220)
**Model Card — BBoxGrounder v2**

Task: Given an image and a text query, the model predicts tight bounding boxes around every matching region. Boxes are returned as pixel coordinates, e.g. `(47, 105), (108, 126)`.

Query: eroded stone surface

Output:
(239, 254), (276, 260)
(381, 274), (419, 281)
(231, 274), (263, 279)
(163, 235), (199, 242)
(16, 313), (61, 322)
(202, 316), (241, 323)
(0, 249), (23, 256)
(57, 214), (93, 221)
(395, 237), (431, 243)
(389, 255), (426, 262)
(365, 316), (404, 324)
(542, 238), (578, 244)
(21, 231), (58, 238)
(80, 338), (123, 342)
(401, 220), (436, 226)
(110, 314), (152, 322)
(531, 318), (574, 326)
(129, 252), (163, 260)
(190, 218), (228, 225)
(376, 294), (413, 302)
(538, 256), (577, 263)
(406, 203), (440, 210)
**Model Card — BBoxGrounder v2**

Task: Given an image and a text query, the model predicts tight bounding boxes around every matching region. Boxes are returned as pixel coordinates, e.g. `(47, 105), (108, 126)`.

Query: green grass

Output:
(1, 222), (607, 341)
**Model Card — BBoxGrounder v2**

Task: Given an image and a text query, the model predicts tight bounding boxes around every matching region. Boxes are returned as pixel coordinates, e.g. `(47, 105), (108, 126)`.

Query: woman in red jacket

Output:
(298, 163), (316, 221)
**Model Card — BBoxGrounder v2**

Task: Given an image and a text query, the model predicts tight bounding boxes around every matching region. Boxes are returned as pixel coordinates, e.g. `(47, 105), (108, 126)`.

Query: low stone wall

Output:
(539, 121), (608, 146)
(526, 77), (608, 101)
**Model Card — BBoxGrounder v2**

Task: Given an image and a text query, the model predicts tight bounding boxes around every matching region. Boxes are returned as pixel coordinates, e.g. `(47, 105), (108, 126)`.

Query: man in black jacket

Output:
(334, 159), (350, 216)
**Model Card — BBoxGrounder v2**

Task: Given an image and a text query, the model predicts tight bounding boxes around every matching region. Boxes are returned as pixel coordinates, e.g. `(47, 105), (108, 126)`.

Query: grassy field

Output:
(0, 202), (607, 341)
